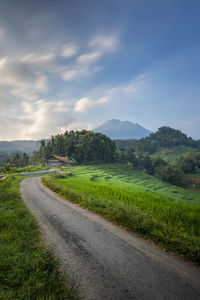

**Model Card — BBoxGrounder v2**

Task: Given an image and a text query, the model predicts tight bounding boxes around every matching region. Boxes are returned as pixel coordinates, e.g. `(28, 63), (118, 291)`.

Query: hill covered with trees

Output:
(116, 126), (200, 154)
(31, 130), (116, 165)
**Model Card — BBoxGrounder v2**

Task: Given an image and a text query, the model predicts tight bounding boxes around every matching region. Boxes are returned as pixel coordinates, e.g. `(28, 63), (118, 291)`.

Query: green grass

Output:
(42, 164), (200, 264)
(0, 175), (79, 300)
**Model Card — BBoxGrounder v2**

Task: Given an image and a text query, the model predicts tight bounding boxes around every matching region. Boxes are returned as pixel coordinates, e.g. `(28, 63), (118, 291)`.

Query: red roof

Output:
(50, 155), (70, 164)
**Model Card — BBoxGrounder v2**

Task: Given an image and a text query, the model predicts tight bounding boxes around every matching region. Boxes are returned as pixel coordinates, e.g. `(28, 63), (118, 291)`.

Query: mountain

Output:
(0, 140), (42, 156)
(93, 119), (151, 139)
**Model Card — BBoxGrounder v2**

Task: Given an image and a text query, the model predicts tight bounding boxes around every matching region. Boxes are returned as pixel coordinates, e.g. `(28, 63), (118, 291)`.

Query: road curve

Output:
(20, 177), (200, 300)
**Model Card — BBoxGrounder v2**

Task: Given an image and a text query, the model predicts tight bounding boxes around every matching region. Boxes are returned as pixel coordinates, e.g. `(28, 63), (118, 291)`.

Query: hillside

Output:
(0, 140), (42, 156)
(93, 119), (151, 139)
(116, 126), (200, 154)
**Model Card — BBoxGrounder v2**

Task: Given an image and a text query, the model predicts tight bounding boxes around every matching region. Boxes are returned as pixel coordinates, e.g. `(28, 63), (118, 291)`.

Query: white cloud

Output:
(74, 96), (109, 113)
(0, 57), (48, 91)
(89, 33), (119, 52)
(0, 91), (11, 110)
(10, 88), (39, 101)
(61, 43), (78, 58)
(21, 53), (54, 63)
(77, 51), (102, 64)
(0, 116), (30, 140)
(63, 122), (93, 132)
(61, 67), (89, 81)
(108, 73), (147, 95)
(35, 75), (48, 91)
(19, 99), (73, 139)
(0, 97), (74, 140)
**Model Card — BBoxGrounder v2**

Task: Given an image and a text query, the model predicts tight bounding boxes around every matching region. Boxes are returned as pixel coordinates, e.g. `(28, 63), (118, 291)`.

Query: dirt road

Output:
(20, 177), (200, 300)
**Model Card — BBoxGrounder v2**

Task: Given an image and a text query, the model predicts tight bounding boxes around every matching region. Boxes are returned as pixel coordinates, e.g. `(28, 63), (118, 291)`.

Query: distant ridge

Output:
(0, 140), (42, 155)
(93, 119), (151, 139)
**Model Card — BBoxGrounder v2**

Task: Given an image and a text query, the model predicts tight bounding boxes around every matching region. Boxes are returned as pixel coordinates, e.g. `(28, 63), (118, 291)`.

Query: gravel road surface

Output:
(20, 177), (200, 300)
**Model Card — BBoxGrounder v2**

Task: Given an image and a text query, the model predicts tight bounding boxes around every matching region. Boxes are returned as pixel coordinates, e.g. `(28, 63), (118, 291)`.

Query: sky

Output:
(0, 0), (200, 140)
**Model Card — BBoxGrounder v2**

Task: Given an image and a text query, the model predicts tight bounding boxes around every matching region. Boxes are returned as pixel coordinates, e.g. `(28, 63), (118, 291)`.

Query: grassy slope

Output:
(42, 164), (200, 264)
(0, 175), (78, 300)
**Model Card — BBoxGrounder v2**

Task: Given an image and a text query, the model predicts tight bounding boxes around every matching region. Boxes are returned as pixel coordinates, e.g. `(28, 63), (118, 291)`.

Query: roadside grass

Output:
(0, 175), (79, 300)
(42, 164), (200, 264)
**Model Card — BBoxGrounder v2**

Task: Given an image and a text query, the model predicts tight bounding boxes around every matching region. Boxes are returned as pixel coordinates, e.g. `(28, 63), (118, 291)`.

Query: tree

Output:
(157, 165), (183, 185)
(176, 152), (200, 174)
(11, 153), (22, 167)
(22, 153), (29, 166)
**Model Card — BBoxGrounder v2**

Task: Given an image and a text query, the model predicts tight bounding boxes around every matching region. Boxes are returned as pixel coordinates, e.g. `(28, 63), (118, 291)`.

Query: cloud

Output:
(10, 88), (39, 101)
(34, 75), (48, 91)
(74, 96), (109, 113)
(60, 32), (120, 82)
(0, 97), (74, 140)
(19, 99), (73, 139)
(61, 65), (102, 81)
(89, 33), (119, 52)
(63, 122), (93, 132)
(20, 53), (54, 64)
(0, 116), (30, 140)
(61, 43), (78, 58)
(77, 51), (102, 64)
(0, 57), (48, 91)
(108, 73), (147, 95)
(0, 91), (11, 110)
(61, 67), (89, 81)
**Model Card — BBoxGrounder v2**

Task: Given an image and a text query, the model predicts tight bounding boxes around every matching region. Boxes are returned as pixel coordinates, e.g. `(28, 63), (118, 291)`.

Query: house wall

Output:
(46, 160), (60, 167)
(46, 159), (71, 167)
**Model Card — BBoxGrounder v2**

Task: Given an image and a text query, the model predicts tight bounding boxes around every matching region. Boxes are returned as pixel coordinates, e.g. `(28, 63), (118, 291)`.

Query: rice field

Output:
(61, 164), (200, 206)
(43, 164), (200, 263)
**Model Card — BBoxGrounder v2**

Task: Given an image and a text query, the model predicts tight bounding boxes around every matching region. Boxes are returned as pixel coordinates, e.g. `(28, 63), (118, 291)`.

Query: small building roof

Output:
(48, 155), (70, 164)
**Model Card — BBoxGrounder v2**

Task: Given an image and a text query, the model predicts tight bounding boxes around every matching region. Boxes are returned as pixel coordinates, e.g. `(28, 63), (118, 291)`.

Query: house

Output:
(46, 155), (71, 167)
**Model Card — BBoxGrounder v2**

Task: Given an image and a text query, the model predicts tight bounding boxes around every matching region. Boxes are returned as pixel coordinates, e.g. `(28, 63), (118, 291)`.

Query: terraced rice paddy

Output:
(61, 164), (200, 206)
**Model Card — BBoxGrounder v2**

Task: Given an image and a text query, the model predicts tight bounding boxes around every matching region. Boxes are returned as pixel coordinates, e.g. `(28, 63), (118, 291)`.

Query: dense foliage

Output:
(176, 152), (200, 174)
(116, 147), (183, 185)
(1, 153), (30, 171)
(31, 130), (116, 165)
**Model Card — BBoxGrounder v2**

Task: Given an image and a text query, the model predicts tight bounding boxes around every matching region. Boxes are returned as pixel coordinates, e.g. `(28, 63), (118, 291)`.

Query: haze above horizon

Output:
(0, 0), (200, 140)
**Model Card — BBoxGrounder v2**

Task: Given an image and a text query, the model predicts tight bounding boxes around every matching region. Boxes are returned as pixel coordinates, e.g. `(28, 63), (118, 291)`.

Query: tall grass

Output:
(42, 166), (200, 264)
(0, 175), (79, 299)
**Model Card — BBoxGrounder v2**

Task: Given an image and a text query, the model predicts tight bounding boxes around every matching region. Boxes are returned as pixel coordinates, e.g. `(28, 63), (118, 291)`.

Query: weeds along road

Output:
(20, 176), (200, 300)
